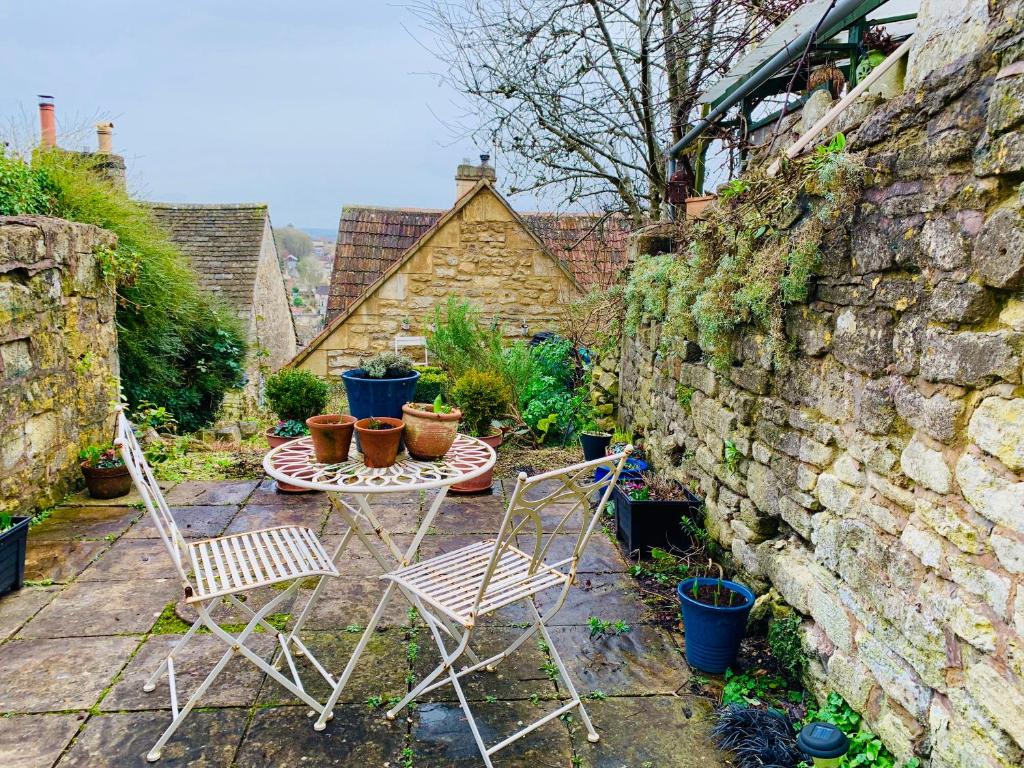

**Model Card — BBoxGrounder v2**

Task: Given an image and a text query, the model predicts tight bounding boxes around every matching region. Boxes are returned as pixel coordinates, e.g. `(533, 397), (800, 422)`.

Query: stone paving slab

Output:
(244, 478), (327, 507)
(322, 491), (423, 535)
(102, 633), (274, 711)
(78, 538), (173, 581)
(56, 709), (247, 767)
(172, 584), (306, 627)
(60, 482), (175, 508)
(536, 571), (656, 626)
(301, 575), (412, 629)
(0, 585), (59, 641)
(223, 504), (328, 536)
(517, 533), (629, 573)
(0, 636), (138, 712)
(163, 480), (259, 507)
(23, 539), (107, 584)
(234, 704), (407, 767)
(0, 712), (84, 768)
(18, 577), (178, 638)
(430, 496), (506, 534)
(125, 505), (239, 539)
(29, 506), (143, 542)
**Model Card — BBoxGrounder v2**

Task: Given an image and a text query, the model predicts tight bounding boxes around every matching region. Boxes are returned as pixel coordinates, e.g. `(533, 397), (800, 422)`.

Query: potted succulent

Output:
(579, 416), (612, 462)
(614, 472), (703, 555)
(306, 414), (357, 464)
(79, 443), (132, 499)
(264, 369), (330, 492)
(449, 370), (510, 493)
(354, 417), (405, 468)
(342, 352), (420, 422)
(402, 394), (462, 461)
(676, 565), (755, 673)
(0, 513), (31, 594)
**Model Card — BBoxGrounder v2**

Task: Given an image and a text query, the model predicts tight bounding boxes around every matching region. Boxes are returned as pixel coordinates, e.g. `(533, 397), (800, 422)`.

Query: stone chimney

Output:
(88, 121), (127, 189)
(455, 154), (496, 199)
(38, 95), (56, 148)
(96, 122), (114, 153)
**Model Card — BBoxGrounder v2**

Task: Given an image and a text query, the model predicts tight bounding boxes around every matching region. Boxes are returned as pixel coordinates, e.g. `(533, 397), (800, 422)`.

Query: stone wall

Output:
(0, 217), (119, 516)
(249, 218), (297, 375)
(618, 8), (1024, 767)
(297, 185), (579, 377)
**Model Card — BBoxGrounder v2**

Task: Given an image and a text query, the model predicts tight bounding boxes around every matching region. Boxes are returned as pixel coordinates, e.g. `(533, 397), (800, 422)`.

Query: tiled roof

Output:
(150, 203), (269, 315)
(326, 202), (630, 320)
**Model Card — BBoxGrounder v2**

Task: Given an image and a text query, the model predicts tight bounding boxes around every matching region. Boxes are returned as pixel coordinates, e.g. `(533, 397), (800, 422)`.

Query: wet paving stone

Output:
(30, 506), (144, 542)
(576, 694), (727, 767)
(224, 504), (328, 535)
(60, 483), (175, 508)
(516, 533), (628, 573)
(411, 699), (574, 767)
(78, 539), (173, 581)
(102, 633), (273, 711)
(548, 624), (690, 697)
(0, 712), (84, 768)
(245, 477), (326, 507)
(536, 571), (655, 626)
(0, 585), (59, 641)
(172, 584), (308, 627)
(301, 576), (411, 630)
(56, 709), (247, 767)
(431, 496), (506, 534)
(0, 636), (139, 712)
(322, 492), (423, 535)
(163, 480), (259, 507)
(125, 505), (239, 539)
(23, 539), (107, 584)
(235, 705), (407, 767)
(19, 577), (178, 638)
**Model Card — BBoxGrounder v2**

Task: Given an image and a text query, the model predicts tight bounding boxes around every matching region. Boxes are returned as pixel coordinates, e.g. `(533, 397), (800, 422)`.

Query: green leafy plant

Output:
(0, 513), (15, 532)
(587, 616), (631, 639)
(79, 443), (125, 469)
(425, 297), (506, 379)
(413, 365), (449, 402)
(723, 440), (740, 474)
(450, 369), (511, 437)
(131, 401), (178, 433)
(721, 668), (796, 707)
(629, 547), (691, 585)
(270, 419), (309, 438)
(676, 385), (695, 412)
(265, 369), (330, 422)
(432, 393), (452, 415)
(804, 692), (915, 768)
(360, 351), (414, 379)
(767, 615), (806, 684)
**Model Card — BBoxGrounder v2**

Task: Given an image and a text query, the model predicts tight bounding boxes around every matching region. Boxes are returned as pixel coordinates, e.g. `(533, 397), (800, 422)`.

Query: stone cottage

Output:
(150, 203), (297, 387)
(291, 159), (629, 376)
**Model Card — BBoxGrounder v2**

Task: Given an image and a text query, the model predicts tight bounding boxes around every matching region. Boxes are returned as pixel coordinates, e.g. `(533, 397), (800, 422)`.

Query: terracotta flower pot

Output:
(450, 429), (502, 494)
(306, 414), (356, 464)
(402, 403), (462, 461)
(265, 427), (313, 493)
(80, 461), (132, 499)
(354, 417), (405, 468)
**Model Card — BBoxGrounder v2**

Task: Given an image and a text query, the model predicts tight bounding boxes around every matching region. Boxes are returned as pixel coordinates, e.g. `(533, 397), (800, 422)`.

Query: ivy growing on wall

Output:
(625, 135), (865, 369)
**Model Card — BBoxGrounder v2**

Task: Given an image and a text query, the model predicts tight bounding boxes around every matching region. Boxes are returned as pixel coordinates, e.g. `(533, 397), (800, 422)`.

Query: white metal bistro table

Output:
(262, 433), (497, 730)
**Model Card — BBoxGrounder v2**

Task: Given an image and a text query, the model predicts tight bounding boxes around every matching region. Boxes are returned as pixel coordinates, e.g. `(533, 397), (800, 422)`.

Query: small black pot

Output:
(614, 486), (703, 555)
(580, 432), (612, 462)
(0, 516), (30, 595)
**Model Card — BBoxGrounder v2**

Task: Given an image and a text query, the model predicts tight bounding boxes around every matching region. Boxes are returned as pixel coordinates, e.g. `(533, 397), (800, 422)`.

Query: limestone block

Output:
(974, 207), (1024, 289)
(891, 378), (965, 444)
(947, 550), (1011, 618)
(832, 307), (896, 374)
(920, 215), (970, 271)
(965, 659), (1024, 748)
(900, 436), (952, 493)
(827, 651), (876, 711)
(929, 280), (994, 323)
(855, 626), (933, 718)
(921, 576), (998, 652)
(920, 328), (1021, 386)
(807, 587), (853, 653)
(956, 451), (1024, 530)
(779, 496), (815, 539)
(915, 497), (990, 555)
(991, 529), (1024, 574)
(832, 453), (865, 487)
(746, 461), (780, 517)
(968, 397), (1024, 471)
(1000, 298), (1024, 331)
(901, 522), (946, 567)
(815, 473), (858, 513)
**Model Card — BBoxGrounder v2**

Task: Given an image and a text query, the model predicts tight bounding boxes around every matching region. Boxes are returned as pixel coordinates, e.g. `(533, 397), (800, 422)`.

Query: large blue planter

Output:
(677, 577), (755, 673)
(594, 457), (648, 483)
(341, 369), (420, 421)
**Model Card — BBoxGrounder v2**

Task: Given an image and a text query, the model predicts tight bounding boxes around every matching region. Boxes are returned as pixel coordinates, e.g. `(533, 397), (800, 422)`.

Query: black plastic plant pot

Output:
(676, 577), (755, 674)
(0, 516), (30, 595)
(614, 486), (702, 555)
(579, 432), (612, 462)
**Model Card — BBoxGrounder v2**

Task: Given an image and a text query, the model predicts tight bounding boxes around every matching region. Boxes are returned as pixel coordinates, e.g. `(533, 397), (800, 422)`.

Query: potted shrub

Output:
(354, 417), (404, 468)
(342, 352), (420, 422)
(676, 567), (755, 674)
(413, 365), (449, 403)
(614, 472), (703, 555)
(449, 370), (510, 493)
(264, 369), (331, 446)
(0, 513), (31, 595)
(579, 417), (612, 462)
(80, 443), (132, 499)
(306, 414), (357, 464)
(402, 394), (462, 460)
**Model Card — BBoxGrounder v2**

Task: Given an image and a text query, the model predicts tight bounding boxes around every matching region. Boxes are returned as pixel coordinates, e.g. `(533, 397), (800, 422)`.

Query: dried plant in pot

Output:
(305, 414), (357, 464)
(402, 395), (462, 461)
(354, 417), (405, 468)
(79, 443), (132, 499)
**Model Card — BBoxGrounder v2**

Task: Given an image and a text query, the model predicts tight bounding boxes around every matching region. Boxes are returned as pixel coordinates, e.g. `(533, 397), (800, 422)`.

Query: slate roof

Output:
(326, 202), (630, 320)
(150, 203), (270, 315)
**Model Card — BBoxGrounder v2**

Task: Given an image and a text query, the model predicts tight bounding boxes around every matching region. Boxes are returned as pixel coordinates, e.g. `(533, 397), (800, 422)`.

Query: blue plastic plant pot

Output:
(594, 457), (648, 483)
(341, 369), (420, 421)
(676, 577), (755, 674)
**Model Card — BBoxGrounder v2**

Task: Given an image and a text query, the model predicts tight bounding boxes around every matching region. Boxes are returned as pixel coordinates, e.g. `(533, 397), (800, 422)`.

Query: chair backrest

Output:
(467, 448), (632, 623)
(114, 408), (192, 588)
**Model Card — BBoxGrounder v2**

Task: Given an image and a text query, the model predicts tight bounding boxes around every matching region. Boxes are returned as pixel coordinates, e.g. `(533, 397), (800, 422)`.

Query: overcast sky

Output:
(0, 1), (504, 234)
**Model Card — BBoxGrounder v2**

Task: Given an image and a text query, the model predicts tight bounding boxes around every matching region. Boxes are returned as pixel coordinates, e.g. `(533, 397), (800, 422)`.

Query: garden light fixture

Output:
(797, 722), (850, 767)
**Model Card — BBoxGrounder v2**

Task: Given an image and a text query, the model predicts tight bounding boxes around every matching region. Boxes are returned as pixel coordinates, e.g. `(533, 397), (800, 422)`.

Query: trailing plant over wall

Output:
(624, 135), (865, 369)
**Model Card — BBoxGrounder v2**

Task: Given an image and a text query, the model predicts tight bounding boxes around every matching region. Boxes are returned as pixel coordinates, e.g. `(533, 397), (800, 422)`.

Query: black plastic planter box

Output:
(0, 516), (30, 595)
(614, 486), (702, 555)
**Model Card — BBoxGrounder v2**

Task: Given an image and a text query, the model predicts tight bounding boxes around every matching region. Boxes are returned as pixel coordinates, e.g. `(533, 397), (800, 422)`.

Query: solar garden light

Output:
(797, 721), (850, 767)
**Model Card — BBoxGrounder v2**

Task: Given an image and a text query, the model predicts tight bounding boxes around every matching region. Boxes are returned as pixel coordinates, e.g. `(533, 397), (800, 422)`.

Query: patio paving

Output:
(0, 476), (725, 767)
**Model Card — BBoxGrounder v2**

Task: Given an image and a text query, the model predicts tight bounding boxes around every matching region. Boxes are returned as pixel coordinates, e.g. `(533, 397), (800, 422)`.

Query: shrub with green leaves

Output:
(265, 369), (330, 422)
(451, 370), (510, 437)
(413, 365), (449, 403)
(520, 338), (585, 442)
(767, 615), (806, 684)
(360, 351), (414, 379)
(426, 297), (505, 378)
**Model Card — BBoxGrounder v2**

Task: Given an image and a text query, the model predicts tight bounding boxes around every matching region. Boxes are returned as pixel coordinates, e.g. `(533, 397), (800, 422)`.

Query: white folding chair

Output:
(113, 408), (340, 761)
(375, 448), (632, 767)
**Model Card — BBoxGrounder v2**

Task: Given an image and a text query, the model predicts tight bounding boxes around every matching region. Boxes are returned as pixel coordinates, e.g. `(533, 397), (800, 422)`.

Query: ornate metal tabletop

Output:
(262, 433), (497, 493)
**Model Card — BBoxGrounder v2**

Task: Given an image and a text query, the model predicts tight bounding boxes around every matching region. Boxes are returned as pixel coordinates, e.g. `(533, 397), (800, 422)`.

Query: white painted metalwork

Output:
(114, 408), (341, 762)
(262, 433), (495, 493)
(374, 449), (633, 767)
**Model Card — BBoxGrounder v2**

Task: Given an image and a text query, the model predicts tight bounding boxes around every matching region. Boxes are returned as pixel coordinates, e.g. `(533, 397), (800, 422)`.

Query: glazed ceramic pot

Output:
(401, 403), (462, 460)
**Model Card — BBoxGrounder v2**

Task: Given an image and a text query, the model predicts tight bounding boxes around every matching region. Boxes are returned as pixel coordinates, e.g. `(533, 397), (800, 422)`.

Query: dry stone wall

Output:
(619, 9), (1024, 767)
(0, 216), (119, 515)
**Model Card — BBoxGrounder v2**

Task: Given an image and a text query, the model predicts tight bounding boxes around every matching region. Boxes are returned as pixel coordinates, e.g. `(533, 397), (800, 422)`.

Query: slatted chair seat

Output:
(186, 526), (338, 603)
(383, 540), (569, 627)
